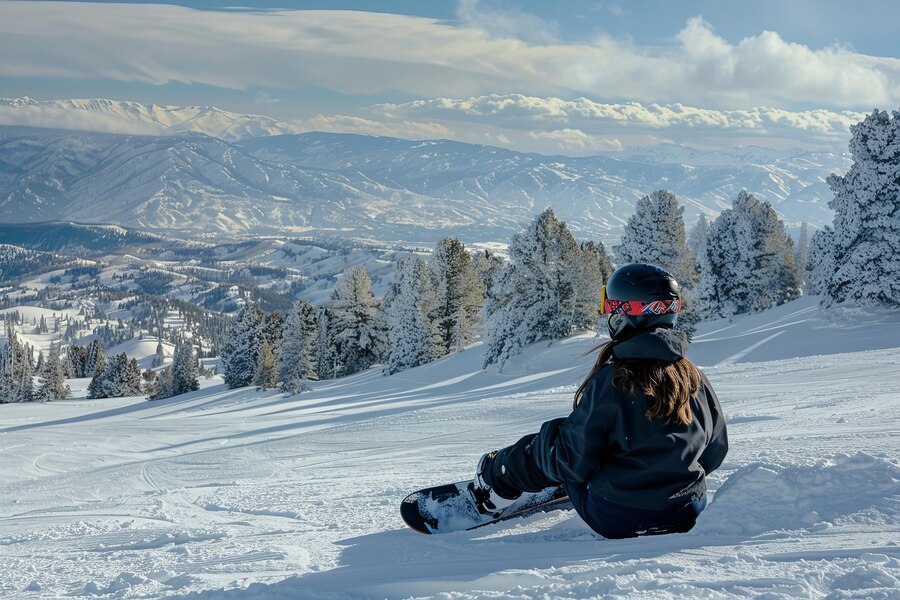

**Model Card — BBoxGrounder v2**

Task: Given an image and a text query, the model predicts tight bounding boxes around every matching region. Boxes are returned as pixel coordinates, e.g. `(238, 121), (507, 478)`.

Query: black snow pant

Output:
(565, 481), (707, 539)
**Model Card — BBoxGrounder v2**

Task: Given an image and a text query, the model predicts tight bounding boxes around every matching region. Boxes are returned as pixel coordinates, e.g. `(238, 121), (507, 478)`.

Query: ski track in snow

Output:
(0, 296), (898, 599)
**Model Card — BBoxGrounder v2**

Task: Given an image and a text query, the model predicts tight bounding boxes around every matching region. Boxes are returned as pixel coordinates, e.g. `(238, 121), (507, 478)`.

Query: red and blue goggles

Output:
(600, 286), (680, 316)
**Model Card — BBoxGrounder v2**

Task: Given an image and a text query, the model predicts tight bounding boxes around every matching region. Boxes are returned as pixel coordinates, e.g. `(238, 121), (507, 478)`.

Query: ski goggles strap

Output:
(602, 295), (680, 316)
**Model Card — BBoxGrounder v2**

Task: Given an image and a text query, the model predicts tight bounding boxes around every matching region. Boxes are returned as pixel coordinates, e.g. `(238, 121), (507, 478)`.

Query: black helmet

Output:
(602, 263), (681, 340)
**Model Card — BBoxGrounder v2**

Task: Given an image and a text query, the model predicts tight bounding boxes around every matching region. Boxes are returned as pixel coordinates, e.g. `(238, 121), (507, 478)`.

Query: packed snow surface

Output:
(1, 295), (898, 599)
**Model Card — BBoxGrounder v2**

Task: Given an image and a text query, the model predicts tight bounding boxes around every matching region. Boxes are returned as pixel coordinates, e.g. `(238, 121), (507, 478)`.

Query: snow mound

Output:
(695, 452), (900, 537)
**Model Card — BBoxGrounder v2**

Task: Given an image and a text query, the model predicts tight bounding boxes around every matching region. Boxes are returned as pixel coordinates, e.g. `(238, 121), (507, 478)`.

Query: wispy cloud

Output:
(1, 2), (899, 110)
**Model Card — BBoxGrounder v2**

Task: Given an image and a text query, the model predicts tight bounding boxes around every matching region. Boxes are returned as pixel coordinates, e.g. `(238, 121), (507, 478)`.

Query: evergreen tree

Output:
(385, 257), (441, 374)
(36, 343), (70, 401)
(151, 340), (166, 368)
(697, 191), (802, 318)
(84, 339), (106, 377)
(62, 346), (76, 378)
(170, 339), (199, 396)
(222, 302), (264, 389)
(142, 369), (160, 398)
(471, 249), (505, 300)
(577, 241), (613, 330)
(823, 109), (900, 306)
(151, 368), (174, 401)
(614, 190), (697, 288)
(125, 358), (143, 396)
(263, 312), (285, 361)
(430, 238), (485, 356)
(99, 353), (142, 398)
(254, 339), (278, 390)
(806, 226), (836, 296)
(279, 298), (318, 394)
(68, 345), (87, 377)
(688, 215), (709, 275)
(313, 307), (337, 380)
(795, 221), (810, 287)
(327, 266), (385, 377)
(0, 346), (14, 403)
(483, 208), (593, 368)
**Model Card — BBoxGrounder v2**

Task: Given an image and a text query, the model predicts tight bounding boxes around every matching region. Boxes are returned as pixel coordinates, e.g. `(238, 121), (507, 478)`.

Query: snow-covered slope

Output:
(1, 296), (898, 598)
(0, 127), (844, 243)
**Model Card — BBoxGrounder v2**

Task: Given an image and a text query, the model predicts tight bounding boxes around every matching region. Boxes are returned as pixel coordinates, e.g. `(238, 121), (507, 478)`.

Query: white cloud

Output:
(292, 114), (451, 139)
(1, 3), (899, 110)
(529, 128), (623, 152)
(370, 94), (866, 144)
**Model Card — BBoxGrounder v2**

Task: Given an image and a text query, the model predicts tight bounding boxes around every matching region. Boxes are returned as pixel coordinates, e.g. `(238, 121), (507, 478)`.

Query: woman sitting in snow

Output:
(472, 263), (729, 539)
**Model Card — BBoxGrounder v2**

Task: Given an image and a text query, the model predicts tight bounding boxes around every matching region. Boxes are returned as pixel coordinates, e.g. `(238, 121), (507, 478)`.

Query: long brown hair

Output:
(574, 341), (701, 426)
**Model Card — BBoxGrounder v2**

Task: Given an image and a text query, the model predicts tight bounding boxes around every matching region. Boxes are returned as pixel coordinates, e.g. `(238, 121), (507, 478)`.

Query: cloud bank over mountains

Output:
(0, 95), (866, 154)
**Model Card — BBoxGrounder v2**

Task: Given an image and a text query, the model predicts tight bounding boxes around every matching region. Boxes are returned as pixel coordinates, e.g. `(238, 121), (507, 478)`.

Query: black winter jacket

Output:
(490, 328), (728, 511)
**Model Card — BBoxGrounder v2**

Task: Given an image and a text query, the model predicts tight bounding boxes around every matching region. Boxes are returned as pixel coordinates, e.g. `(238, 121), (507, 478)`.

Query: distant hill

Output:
(0, 125), (845, 244)
(0, 222), (166, 255)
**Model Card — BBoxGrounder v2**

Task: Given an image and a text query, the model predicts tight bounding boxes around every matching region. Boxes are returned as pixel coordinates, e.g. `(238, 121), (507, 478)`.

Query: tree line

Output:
(218, 183), (811, 388)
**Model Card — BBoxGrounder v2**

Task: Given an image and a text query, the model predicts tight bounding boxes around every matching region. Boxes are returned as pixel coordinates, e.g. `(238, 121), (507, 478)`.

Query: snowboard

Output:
(401, 480), (570, 534)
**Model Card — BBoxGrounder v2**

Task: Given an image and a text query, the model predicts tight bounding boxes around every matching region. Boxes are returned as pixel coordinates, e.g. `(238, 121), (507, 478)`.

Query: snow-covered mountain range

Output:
(0, 105), (849, 243)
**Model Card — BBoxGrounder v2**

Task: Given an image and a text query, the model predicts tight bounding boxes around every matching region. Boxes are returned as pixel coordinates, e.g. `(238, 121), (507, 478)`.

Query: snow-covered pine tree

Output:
(696, 209), (742, 318)
(430, 238), (485, 356)
(222, 302), (264, 389)
(84, 339), (106, 377)
(795, 222), (809, 287)
(327, 266), (385, 377)
(170, 339), (199, 396)
(806, 226), (836, 295)
(483, 208), (588, 368)
(125, 358), (143, 396)
(151, 367), (174, 401)
(688, 215), (709, 275)
(385, 257), (441, 374)
(741, 192), (802, 311)
(13, 334), (34, 403)
(68, 345), (87, 377)
(279, 298), (318, 395)
(0, 345), (14, 403)
(824, 109), (900, 306)
(151, 340), (165, 368)
(472, 249), (505, 299)
(575, 241), (610, 330)
(35, 351), (44, 376)
(263, 312), (284, 362)
(313, 307), (336, 380)
(254, 339), (278, 391)
(142, 369), (160, 397)
(697, 191), (801, 318)
(36, 343), (70, 401)
(615, 190), (697, 288)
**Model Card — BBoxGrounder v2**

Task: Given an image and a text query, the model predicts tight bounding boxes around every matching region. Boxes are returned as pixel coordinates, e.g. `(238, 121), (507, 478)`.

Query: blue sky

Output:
(3, 0), (899, 153)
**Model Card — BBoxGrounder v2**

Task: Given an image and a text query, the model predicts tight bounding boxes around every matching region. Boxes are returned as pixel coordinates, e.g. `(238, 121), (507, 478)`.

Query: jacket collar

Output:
(611, 327), (688, 362)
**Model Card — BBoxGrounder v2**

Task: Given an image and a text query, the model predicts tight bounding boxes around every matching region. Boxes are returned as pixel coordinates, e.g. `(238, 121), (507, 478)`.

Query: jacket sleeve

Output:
(491, 370), (617, 493)
(697, 372), (728, 474)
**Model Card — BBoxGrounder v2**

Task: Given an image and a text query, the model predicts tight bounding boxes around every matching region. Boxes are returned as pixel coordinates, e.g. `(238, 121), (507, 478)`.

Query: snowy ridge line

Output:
(0, 126), (844, 241)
